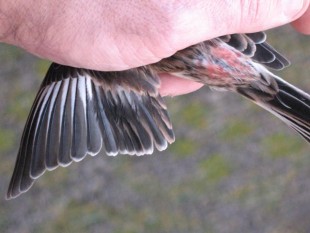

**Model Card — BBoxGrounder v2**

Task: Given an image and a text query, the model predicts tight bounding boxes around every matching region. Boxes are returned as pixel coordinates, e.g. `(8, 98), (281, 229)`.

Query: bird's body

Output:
(6, 32), (310, 199)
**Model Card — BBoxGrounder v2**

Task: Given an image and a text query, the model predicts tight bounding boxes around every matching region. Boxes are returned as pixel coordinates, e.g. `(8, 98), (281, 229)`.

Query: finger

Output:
(169, 0), (310, 51)
(291, 5), (310, 34)
(158, 73), (204, 96)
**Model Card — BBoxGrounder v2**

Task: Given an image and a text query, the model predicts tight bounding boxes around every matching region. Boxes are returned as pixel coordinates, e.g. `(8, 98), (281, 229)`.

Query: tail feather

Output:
(237, 75), (310, 142)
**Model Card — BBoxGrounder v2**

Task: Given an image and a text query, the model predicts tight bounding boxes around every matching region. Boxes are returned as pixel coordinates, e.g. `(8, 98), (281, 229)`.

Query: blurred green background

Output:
(0, 26), (309, 233)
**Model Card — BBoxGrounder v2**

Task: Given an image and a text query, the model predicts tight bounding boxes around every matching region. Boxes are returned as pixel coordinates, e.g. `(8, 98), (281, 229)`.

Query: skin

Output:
(0, 0), (309, 96)
(292, 5), (310, 34)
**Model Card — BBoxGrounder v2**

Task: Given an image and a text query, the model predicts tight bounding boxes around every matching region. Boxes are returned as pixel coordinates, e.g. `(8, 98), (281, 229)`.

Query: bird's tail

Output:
(236, 67), (310, 142)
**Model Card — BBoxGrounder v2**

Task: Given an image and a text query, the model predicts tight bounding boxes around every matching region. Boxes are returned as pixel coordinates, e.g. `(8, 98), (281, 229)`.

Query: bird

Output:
(6, 32), (310, 199)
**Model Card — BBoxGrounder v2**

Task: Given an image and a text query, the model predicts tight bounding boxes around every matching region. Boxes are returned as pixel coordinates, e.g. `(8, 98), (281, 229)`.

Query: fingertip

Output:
(291, 5), (310, 34)
(158, 73), (204, 97)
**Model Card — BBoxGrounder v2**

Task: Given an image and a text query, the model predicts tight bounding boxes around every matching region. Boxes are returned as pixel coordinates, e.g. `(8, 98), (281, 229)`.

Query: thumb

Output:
(169, 0), (310, 50)
(292, 5), (310, 34)
(159, 0), (309, 97)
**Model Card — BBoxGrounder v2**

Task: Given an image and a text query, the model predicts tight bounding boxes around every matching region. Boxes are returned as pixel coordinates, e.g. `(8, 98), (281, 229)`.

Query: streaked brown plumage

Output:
(6, 32), (310, 199)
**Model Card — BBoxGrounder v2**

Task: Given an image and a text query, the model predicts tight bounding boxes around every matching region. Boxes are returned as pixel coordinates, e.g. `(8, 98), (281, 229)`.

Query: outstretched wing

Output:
(7, 63), (174, 199)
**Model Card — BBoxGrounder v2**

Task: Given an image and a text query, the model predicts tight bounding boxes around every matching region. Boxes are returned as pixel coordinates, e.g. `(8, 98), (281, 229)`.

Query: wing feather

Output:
(7, 64), (174, 199)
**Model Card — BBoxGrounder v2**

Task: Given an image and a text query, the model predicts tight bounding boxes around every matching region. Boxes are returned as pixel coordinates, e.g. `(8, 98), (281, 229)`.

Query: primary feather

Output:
(7, 32), (310, 199)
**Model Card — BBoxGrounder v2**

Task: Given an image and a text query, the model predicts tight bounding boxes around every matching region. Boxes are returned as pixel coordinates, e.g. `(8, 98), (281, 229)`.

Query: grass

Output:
(198, 153), (232, 183)
(220, 119), (254, 141)
(35, 59), (51, 77)
(170, 137), (199, 158)
(176, 100), (209, 129)
(0, 128), (15, 153)
(262, 133), (304, 158)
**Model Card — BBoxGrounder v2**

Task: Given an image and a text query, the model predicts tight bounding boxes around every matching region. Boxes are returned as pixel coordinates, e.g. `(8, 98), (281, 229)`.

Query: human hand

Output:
(0, 0), (309, 96)
(292, 4), (310, 34)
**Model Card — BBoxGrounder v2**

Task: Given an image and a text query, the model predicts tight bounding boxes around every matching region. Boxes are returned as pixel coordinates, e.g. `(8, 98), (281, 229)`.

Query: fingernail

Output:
(283, 0), (307, 20)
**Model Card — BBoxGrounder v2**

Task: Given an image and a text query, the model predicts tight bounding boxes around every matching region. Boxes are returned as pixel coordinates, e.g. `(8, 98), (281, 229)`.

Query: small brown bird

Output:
(6, 32), (310, 199)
